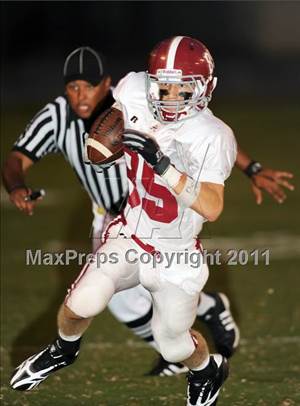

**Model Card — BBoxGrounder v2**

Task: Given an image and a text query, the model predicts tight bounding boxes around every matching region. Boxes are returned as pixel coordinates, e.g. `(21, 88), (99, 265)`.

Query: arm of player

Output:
(172, 173), (224, 221)
(2, 151), (39, 215)
(236, 145), (294, 204)
(123, 130), (224, 221)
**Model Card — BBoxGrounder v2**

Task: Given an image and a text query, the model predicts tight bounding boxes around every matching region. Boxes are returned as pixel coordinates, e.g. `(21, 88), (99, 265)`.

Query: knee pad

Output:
(66, 274), (115, 318)
(157, 331), (195, 363)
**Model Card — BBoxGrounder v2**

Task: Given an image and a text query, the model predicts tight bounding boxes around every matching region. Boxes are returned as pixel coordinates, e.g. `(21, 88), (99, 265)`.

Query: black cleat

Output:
(146, 354), (188, 376)
(198, 293), (240, 358)
(187, 354), (229, 406)
(10, 340), (78, 391)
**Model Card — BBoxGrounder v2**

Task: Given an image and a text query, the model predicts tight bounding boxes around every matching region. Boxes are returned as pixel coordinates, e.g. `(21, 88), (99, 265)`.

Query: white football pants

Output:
(67, 222), (209, 363)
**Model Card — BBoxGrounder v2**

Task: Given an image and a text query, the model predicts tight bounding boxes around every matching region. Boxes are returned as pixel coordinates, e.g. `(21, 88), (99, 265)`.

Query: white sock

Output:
(197, 292), (216, 316)
(58, 330), (82, 342)
(191, 355), (210, 371)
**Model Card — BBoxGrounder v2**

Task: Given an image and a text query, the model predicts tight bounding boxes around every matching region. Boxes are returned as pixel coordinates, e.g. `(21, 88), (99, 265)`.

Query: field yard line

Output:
(203, 233), (300, 260)
(2, 182), (300, 259)
(40, 233), (300, 260)
(239, 336), (300, 345)
(2, 336), (299, 355)
(84, 336), (300, 349)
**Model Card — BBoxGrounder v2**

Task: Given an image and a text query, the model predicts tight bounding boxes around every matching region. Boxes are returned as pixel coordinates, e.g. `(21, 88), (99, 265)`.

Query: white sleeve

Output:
(191, 131), (237, 185)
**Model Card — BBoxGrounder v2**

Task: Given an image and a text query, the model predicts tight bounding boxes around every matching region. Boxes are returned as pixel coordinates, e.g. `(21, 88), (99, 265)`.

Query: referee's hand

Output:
(9, 187), (42, 216)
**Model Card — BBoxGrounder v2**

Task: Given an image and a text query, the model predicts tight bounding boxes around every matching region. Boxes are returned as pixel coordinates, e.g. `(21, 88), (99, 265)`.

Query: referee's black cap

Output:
(63, 46), (107, 86)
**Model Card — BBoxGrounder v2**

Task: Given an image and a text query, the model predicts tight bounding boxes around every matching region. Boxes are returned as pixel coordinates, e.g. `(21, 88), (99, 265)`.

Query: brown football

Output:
(86, 107), (124, 165)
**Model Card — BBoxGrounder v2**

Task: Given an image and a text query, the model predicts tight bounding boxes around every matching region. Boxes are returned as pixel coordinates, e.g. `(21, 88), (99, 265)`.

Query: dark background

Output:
(2, 1), (300, 106)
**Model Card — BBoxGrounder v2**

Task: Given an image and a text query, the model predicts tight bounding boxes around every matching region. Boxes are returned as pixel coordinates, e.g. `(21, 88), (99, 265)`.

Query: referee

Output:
(3, 46), (127, 222)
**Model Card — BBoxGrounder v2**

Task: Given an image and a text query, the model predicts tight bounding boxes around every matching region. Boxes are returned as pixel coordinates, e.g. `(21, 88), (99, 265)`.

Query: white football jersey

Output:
(113, 72), (237, 252)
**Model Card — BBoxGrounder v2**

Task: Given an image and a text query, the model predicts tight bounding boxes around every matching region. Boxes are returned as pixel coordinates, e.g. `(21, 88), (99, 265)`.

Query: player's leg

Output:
(92, 205), (157, 348)
(10, 231), (139, 391)
(185, 332), (229, 406)
(147, 264), (228, 405)
(106, 268), (239, 378)
(147, 290), (239, 376)
(93, 205), (239, 371)
(147, 261), (239, 377)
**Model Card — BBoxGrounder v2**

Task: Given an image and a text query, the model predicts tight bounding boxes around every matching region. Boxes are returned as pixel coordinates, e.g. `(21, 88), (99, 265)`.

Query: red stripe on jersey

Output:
(131, 233), (157, 254)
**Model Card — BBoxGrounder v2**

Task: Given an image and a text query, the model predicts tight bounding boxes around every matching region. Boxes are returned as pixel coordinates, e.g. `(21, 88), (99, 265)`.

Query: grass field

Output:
(1, 100), (300, 405)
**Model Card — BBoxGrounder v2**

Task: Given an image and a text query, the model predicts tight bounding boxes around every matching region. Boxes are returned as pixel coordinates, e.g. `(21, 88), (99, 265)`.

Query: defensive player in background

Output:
(4, 44), (294, 381)
(9, 36), (294, 404)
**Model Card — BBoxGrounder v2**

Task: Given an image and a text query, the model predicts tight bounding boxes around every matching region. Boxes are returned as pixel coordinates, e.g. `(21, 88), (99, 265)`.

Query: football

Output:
(86, 107), (124, 165)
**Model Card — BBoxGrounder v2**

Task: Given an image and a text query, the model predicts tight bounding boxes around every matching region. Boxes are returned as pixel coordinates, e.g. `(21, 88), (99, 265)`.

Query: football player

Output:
(2, 46), (240, 377)
(8, 37), (294, 404)
(8, 36), (232, 404)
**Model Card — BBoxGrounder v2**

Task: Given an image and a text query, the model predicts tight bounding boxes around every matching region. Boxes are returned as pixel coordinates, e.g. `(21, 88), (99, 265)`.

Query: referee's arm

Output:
(2, 103), (58, 215)
(2, 151), (36, 215)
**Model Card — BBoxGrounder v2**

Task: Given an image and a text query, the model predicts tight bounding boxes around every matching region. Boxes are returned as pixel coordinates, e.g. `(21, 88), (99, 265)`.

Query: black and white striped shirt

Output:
(13, 93), (128, 211)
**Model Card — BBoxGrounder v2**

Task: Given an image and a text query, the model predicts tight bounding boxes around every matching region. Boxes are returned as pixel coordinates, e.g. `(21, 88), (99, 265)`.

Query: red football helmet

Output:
(146, 36), (217, 122)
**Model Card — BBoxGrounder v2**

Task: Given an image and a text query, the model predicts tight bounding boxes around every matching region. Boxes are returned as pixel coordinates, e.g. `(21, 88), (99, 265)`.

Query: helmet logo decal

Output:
(157, 69), (182, 82)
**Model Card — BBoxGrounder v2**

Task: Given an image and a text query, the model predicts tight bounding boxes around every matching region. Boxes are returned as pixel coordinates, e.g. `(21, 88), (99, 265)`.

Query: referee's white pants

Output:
(65, 226), (209, 363)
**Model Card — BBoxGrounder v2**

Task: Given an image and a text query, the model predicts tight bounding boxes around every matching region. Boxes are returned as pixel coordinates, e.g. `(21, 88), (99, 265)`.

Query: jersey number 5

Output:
(127, 151), (178, 223)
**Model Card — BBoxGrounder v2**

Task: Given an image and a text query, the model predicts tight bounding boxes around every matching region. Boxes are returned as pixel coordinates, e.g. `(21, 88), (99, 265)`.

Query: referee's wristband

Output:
(243, 161), (263, 178)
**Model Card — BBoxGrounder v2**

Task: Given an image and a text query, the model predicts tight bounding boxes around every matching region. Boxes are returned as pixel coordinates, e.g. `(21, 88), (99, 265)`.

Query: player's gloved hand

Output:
(123, 129), (171, 175)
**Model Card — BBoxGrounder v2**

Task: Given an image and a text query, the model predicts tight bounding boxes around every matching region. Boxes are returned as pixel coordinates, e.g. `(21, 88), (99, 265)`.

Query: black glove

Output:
(123, 129), (171, 175)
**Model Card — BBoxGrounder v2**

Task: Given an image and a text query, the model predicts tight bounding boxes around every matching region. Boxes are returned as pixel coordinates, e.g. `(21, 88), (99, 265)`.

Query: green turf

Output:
(1, 101), (299, 405)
